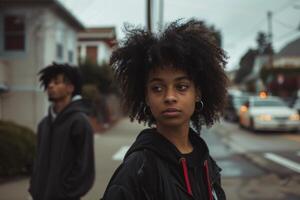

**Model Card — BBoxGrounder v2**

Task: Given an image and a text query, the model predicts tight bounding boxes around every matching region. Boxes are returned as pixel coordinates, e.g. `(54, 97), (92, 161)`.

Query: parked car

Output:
(292, 98), (300, 114)
(223, 91), (249, 122)
(238, 96), (300, 132)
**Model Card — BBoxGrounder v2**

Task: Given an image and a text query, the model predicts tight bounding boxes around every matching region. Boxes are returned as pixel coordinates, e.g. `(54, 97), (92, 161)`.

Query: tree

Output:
(234, 31), (275, 84)
(79, 60), (120, 124)
(234, 49), (258, 83)
(79, 60), (118, 94)
(256, 31), (273, 55)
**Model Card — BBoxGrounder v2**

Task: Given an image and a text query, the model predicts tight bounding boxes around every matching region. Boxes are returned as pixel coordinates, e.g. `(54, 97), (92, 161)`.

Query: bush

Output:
(0, 120), (36, 177)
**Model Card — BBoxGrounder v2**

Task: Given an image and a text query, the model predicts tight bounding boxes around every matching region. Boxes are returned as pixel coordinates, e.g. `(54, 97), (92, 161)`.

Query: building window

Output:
(4, 15), (25, 51)
(68, 50), (73, 63)
(56, 43), (63, 60)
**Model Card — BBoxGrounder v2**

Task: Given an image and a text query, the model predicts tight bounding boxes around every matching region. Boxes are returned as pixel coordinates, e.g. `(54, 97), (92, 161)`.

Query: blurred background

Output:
(0, 0), (299, 199)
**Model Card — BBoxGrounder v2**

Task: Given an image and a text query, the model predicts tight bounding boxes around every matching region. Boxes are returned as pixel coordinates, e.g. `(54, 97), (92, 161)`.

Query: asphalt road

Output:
(210, 120), (300, 200)
(88, 118), (300, 200)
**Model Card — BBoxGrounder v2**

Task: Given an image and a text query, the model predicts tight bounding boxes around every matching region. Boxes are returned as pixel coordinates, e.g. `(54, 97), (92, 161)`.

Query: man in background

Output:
(29, 63), (95, 200)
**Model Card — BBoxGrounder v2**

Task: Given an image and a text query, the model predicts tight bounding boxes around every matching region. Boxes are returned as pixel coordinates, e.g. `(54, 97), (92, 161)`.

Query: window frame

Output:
(68, 50), (73, 63)
(4, 15), (25, 51)
(0, 12), (28, 58)
(56, 43), (64, 60)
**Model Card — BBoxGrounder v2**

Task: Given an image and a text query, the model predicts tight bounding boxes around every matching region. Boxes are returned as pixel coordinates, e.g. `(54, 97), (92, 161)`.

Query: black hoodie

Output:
(29, 100), (95, 200)
(102, 128), (226, 200)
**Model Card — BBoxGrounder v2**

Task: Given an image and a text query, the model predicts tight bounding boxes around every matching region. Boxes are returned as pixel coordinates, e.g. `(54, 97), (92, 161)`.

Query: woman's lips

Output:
(162, 108), (181, 117)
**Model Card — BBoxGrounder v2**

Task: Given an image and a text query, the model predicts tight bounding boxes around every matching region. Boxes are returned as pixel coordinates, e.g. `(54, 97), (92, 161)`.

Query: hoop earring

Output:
(143, 106), (149, 116)
(199, 100), (204, 111)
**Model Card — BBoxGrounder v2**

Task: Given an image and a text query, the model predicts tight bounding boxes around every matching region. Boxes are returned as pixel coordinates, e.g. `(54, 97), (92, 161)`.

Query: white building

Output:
(77, 27), (117, 65)
(0, 0), (84, 130)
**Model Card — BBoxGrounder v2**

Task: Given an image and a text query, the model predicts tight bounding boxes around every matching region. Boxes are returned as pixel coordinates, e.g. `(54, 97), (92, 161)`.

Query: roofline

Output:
(79, 27), (117, 37)
(84, 26), (116, 30)
(0, 0), (84, 31)
(51, 0), (84, 30)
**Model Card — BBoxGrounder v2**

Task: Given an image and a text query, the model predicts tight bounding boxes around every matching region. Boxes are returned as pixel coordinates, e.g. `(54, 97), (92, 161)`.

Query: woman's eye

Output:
(177, 84), (189, 91)
(151, 85), (163, 92)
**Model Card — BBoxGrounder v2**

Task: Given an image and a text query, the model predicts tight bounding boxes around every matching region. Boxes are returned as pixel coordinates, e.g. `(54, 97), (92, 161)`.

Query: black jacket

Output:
(29, 100), (95, 200)
(102, 128), (226, 200)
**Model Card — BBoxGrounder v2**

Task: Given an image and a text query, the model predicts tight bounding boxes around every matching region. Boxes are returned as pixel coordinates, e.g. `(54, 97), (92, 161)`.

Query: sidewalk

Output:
(0, 118), (140, 200)
(0, 176), (30, 200)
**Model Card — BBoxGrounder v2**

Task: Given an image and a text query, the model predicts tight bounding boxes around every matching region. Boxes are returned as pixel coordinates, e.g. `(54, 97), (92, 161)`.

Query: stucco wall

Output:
(0, 5), (80, 129)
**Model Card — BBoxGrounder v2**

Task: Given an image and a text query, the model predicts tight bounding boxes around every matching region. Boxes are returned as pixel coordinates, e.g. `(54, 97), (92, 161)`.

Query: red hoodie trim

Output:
(180, 158), (193, 196)
(180, 158), (214, 200)
(204, 160), (213, 200)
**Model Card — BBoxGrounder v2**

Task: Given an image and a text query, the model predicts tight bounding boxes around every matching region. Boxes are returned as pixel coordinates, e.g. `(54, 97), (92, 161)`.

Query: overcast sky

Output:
(59, 0), (300, 71)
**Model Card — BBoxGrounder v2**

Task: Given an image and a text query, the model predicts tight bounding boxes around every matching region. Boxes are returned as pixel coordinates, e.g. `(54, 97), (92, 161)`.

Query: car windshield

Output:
(233, 96), (249, 108)
(253, 99), (286, 107)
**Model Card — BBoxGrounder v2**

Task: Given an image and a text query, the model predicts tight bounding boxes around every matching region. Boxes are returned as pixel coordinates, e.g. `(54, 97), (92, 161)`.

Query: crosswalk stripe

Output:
(112, 146), (130, 161)
(264, 153), (300, 173)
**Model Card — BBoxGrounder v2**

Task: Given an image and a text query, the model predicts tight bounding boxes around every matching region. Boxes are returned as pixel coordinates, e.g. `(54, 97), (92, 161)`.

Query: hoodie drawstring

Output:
(180, 158), (193, 196)
(180, 158), (214, 200)
(204, 160), (213, 200)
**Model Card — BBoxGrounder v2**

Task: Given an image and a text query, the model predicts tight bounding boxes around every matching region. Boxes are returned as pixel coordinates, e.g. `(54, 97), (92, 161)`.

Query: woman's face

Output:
(146, 67), (200, 129)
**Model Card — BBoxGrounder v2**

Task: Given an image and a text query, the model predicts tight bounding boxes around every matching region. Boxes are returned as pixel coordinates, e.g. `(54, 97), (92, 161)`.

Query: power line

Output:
(272, 0), (300, 44)
(274, 29), (299, 42)
(236, 0), (297, 43)
(273, 17), (298, 30)
(235, 18), (266, 42)
(273, 0), (298, 15)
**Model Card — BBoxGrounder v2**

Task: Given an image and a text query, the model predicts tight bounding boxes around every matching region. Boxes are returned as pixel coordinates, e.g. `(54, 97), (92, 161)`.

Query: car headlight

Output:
(256, 114), (272, 121)
(289, 113), (300, 121)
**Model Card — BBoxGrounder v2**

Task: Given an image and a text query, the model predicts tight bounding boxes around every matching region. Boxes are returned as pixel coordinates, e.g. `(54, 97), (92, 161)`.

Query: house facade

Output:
(0, 0), (84, 130)
(237, 37), (300, 98)
(77, 27), (117, 65)
(268, 37), (300, 98)
(274, 37), (300, 68)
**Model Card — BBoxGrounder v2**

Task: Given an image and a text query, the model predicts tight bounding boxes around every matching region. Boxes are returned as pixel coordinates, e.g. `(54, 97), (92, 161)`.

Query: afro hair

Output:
(111, 19), (229, 133)
(38, 62), (82, 96)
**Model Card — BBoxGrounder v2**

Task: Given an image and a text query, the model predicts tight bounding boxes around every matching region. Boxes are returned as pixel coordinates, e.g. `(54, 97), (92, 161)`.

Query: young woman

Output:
(101, 19), (228, 200)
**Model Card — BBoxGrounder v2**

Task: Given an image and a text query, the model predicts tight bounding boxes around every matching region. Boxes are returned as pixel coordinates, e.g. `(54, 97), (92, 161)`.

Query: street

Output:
(1, 1), (299, 200)
(0, 118), (299, 200)
(208, 120), (300, 200)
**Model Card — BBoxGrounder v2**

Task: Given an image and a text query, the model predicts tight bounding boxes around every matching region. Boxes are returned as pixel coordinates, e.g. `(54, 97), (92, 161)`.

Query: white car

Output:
(293, 98), (300, 114)
(238, 96), (300, 132)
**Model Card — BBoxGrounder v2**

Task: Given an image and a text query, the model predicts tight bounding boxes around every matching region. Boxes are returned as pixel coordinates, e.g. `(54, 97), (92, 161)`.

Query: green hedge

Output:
(0, 120), (36, 177)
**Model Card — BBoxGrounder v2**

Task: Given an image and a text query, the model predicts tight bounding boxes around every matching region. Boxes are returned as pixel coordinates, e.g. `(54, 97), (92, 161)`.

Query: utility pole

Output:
(267, 11), (273, 47)
(146, 0), (164, 32)
(147, 0), (152, 32)
(158, 0), (164, 31)
(267, 11), (273, 68)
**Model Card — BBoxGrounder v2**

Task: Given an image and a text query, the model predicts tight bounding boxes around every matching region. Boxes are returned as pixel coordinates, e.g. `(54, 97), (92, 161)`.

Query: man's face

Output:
(46, 74), (74, 102)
